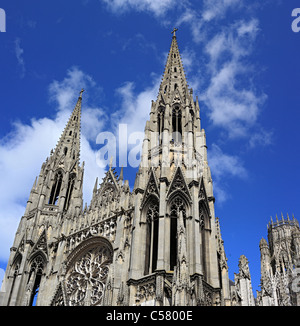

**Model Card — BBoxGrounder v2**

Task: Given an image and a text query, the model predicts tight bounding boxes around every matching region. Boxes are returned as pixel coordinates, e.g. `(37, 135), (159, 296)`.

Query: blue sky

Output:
(0, 0), (299, 296)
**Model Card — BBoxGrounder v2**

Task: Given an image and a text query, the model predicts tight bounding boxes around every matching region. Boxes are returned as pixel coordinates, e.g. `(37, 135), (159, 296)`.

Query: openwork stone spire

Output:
(158, 28), (188, 101)
(53, 89), (83, 161)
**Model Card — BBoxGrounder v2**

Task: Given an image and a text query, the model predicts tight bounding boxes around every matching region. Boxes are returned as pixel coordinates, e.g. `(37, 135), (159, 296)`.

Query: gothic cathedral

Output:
(0, 32), (299, 306)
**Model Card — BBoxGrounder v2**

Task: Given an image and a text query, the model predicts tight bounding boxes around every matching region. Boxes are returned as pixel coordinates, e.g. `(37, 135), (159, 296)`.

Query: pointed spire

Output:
(119, 166), (124, 181)
(93, 177), (98, 193)
(31, 176), (37, 191)
(53, 89), (83, 162)
(158, 29), (188, 100)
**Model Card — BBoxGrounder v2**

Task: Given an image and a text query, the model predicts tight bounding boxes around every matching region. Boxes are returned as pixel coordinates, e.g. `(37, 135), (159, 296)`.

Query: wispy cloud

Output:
(100, 0), (174, 17)
(208, 143), (247, 202)
(249, 129), (273, 149)
(201, 19), (267, 139)
(15, 38), (25, 78)
(202, 0), (243, 22)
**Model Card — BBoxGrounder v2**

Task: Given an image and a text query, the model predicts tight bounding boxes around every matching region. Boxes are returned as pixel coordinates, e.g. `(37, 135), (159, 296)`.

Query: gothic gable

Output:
(140, 169), (160, 209)
(30, 230), (48, 260)
(167, 167), (191, 203)
(198, 177), (210, 214)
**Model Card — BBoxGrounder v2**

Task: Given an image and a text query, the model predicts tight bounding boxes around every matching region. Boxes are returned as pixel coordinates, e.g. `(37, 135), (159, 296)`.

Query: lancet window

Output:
(64, 173), (76, 211)
(49, 171), (63, 205)
(28, 255), (45, 306)
(172, 106), (182, 143)
(144, 200), (159, 275)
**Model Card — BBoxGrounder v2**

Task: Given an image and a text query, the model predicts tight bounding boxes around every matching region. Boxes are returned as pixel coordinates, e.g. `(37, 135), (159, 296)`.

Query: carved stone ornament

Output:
(65, 239), (112, 306)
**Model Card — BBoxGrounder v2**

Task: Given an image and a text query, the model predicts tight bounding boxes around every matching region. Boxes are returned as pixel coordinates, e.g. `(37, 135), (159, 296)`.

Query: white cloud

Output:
(48, 66), (96, 111)
(101, 0), (173, 17)
(106, 78), (160, 167)
(201, 19), (267, 138)
(112, 79), (159, 134)
(202, 0), (242, 22)
(15, 38), (25, 78)
(0, 67), (106, 262)
(208, 143), (247, 180)
(249, 129), (273, 149)
(208, 143), (247, 202)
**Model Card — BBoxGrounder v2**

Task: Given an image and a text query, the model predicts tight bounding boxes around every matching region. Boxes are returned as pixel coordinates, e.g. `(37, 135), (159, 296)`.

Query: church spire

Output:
(159, 28), (188, 100)
(53, 89), (83, 162)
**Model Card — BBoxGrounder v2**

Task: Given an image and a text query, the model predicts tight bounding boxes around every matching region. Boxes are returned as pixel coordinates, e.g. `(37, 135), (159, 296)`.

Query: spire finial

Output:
(171, 27), (178, 38)
(79, 88), (85, 98)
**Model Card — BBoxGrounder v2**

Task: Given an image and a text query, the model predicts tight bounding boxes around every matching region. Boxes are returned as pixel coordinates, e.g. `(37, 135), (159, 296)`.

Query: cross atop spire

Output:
(171, 27), (178, 38)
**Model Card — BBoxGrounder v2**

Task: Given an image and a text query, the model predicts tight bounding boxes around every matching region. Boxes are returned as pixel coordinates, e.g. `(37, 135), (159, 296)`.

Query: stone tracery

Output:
(65, 239), (112, 306)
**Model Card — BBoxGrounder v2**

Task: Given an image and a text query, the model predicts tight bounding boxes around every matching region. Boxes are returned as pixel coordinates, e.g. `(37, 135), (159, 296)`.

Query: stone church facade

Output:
(0, 32), (299, 306)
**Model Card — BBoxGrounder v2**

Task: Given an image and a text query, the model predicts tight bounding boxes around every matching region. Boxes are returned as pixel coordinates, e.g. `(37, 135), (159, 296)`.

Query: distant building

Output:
(256, 215), (300, 306)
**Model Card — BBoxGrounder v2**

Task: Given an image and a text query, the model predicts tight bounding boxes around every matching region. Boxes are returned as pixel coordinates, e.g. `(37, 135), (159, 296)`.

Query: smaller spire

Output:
(119, 166), (124, 181)
(93, 177), (98, 193)
(52, 89), (83, 161)
(31, 176), (37, 192)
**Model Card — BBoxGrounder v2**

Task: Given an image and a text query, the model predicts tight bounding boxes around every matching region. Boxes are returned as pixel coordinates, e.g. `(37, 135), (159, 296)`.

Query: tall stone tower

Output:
(0, 31), (231, 306)
(0, 91), (85, 306)
(257, 214), (300, 306)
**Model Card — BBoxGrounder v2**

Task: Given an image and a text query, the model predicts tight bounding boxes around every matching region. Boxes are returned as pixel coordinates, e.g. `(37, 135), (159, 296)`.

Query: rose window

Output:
(66, 246), (111, 306)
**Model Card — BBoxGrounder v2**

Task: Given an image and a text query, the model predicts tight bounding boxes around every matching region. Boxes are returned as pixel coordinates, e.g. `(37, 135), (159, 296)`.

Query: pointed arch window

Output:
(169, 196), (186, 271)
(64, 173), (76, 211)
(144, 200), (159, 275)
(28, 255), (45, 306)
(49, 171), (63, 205)
(172, 106), (182, 143)
(199, 201), (211, 280)
(190, 109), (195, 146)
